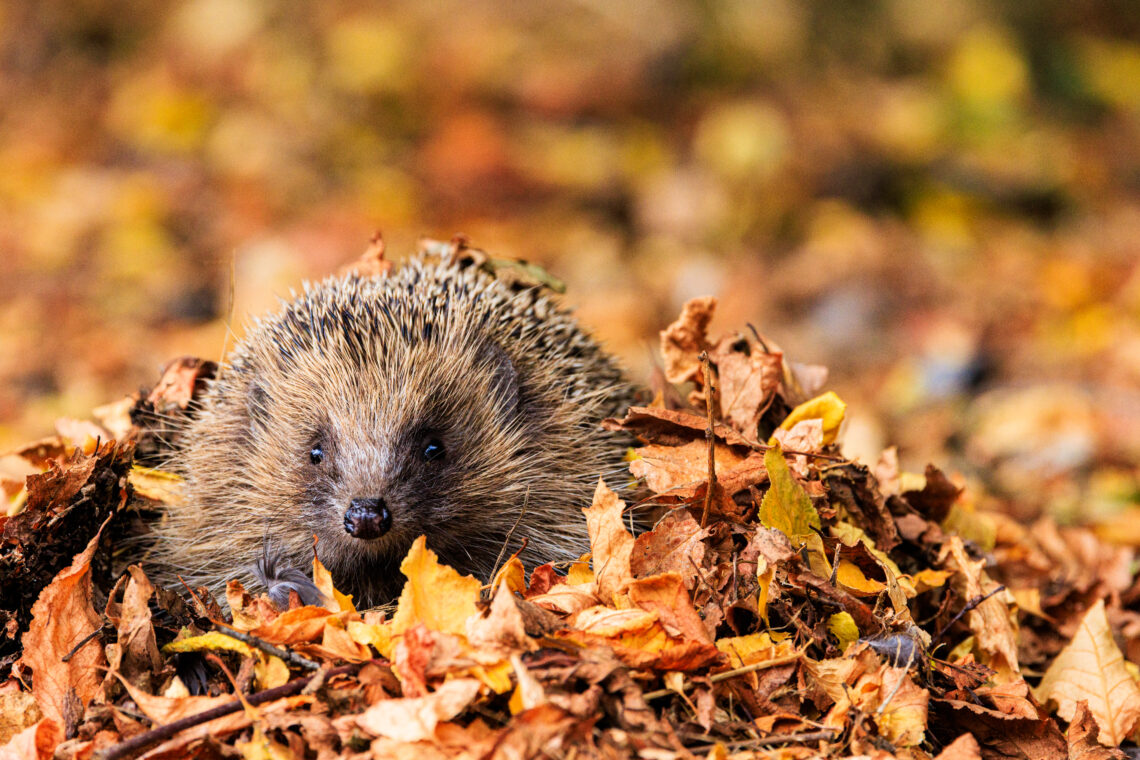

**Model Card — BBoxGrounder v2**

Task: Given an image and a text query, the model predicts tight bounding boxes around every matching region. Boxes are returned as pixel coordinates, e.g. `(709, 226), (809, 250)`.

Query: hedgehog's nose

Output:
(344, 498), (392, 540)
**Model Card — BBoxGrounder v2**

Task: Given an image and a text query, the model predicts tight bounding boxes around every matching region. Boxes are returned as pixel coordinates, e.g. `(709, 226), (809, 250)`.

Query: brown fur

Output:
(151, 253), (635, 605)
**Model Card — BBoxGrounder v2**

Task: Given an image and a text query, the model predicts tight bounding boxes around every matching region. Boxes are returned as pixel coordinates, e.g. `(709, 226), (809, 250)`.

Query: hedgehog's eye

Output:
(309, 446), (324, 465)
(422, 439), (445, 463)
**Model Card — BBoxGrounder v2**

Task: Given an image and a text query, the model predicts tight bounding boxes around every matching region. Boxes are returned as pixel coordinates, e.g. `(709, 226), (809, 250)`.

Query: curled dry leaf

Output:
(660, 296), (716, 385)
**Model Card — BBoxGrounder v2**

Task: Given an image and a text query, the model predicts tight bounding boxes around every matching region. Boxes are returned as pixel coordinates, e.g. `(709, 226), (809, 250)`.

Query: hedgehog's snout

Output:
(344, 497), (392, 540)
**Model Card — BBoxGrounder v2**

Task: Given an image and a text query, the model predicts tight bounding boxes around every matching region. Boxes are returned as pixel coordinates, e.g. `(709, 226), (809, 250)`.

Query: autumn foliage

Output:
(2, 280), (1140, 760)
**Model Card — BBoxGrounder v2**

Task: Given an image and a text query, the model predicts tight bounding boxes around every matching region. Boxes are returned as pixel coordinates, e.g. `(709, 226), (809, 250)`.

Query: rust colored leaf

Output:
(630, 510), (709, 586)
(710, 335), (782, 436)
(1067, 701), (1128, 760)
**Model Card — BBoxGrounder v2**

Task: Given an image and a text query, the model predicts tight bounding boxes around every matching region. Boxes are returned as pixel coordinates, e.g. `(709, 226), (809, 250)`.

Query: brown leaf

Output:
(630, 510), (709, 586)
(660, 296), (716, 385)
(711, 335), (782, 436)
(1067, 700), (1128, 759)
(1036, 599), (1140, 746)
(17, 519), (109, 732)
(934, 732), (982, 760)
(626, 573), (713, 644)
(602, 405), (754, 447)
(630, 440), (745, 498)
(338, 231), (395, 279)
(941, 536), (1020, 681)
(0, 718), (61, 760)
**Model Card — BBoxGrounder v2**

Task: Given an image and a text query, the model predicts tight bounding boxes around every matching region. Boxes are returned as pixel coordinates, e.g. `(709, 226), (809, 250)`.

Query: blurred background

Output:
(2, 0), (1139, 527)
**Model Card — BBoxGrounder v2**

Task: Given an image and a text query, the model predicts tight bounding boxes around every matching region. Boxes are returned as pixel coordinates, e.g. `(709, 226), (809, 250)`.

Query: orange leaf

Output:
(582, 479), (634, 603)
(17, 519), (108, 729)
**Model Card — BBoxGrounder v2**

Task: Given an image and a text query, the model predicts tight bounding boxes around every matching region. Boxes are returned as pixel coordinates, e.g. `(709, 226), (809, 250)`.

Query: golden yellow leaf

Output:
(715, 632), (796, 669)
(835, 560), (886, 596)
(162, 631), (254, 658)
(254, 654), (289, 691)
(391, 536), (481, 639)
(1035, 599), (1140, 746)
(490, 556), (526, 595)
(312, 549), (355, 614)
(774, 391), (846, 446)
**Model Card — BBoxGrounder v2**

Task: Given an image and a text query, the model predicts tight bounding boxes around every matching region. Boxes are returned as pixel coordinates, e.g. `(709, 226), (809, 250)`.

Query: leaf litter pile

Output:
(4, 259), (1140, 759)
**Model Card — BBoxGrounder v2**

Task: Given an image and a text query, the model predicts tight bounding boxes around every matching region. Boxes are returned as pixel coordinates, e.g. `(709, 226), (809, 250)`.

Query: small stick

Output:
(486, 489), (530, 598)
(699, 351), (717, 528)
(212, 627), (322, 672)
(94, 663), (362, 760)
(932, 585), (1006, 645)
(61, 626), (103, 663)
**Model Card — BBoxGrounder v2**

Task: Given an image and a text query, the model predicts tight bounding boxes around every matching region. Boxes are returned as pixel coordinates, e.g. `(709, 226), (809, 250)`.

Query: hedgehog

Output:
(151, 250), (637, 607)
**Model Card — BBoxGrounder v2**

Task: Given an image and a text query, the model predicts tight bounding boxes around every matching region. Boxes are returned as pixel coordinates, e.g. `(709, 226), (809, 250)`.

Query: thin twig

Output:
(177, 575), (322, 671)
(212, 627), (321, 672)
(61, 626), (103, 663)
(699, 351), (717, 528)
(486, 488), (530, 598)
(932, 585), (1006, 646)
(94, 663), (362, 760)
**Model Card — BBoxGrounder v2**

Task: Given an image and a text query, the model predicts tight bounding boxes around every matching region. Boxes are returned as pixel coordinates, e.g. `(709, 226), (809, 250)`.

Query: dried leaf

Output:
(355, 678), (481, 741)
(582, 478), (634, 603)
(661, 296), (716, 384)
(17, 520), (108, 731)
(1036, 599), (1140, 746)
(774, 391), (846, 446)
(391, 536), (481, 639)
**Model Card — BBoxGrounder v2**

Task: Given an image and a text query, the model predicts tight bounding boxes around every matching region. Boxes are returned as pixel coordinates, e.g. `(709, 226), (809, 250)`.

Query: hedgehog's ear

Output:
(480, 342), (520, 419)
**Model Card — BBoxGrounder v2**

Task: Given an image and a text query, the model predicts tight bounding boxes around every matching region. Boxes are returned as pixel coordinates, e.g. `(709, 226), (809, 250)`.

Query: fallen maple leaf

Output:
(1035, 599), (1140, 746)
(390, 536), (481, 639)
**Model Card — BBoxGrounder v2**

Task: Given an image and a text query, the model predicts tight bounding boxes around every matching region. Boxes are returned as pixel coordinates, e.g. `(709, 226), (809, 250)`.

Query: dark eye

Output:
(309, 446), (324, 465)
(422, 439), (445, 463)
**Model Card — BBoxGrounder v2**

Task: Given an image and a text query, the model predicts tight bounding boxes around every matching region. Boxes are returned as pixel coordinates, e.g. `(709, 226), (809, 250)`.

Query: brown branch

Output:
(94, 663), (362, 760)
(699, 351), (717, 527)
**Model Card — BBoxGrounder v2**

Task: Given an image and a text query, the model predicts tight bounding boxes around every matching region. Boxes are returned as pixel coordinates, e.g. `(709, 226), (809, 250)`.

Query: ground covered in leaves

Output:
(4, 253), (1140, 759)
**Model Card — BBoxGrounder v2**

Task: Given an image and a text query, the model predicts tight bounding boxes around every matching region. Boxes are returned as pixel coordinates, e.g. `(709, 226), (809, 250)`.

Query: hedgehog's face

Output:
(249, 335), (530, 582)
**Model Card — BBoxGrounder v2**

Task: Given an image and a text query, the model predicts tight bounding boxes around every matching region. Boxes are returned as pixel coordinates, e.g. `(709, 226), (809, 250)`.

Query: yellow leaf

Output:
(490, 556), (526, 595)
(254, 655), (289, 691)
(756, 557), (774, 625)
(759, 443), (820, 539)
(347, 620), (395, 659)
(774, 391), (846, 446)
(163, 631), (253, 658)
(567, 554), (594, 586)
(390, 536), (481, 639)
(312, 550), (355, 614)
(835, 561), (886, 596)
(128, 466), (185, 504)
(1035, 599), (1140, 746)
(715, 632), (796, 669)
(828, 613), (859, 652)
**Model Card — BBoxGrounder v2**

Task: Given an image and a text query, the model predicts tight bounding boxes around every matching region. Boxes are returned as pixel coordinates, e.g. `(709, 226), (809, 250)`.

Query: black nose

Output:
(344, 498), (392, 540)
